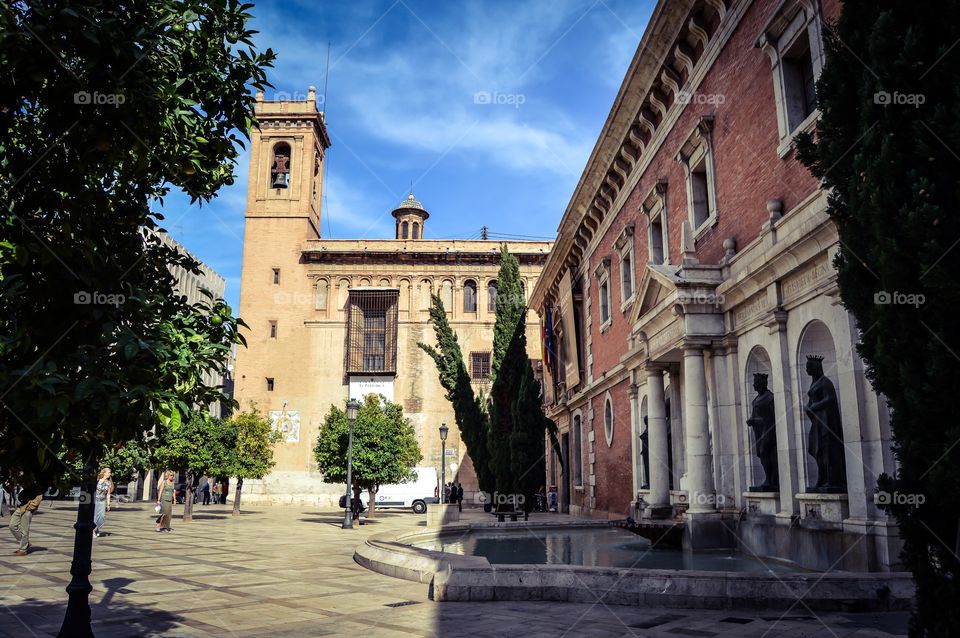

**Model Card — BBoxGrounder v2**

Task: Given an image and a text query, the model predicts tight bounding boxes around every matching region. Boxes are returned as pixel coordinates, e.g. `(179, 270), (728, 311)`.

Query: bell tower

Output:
(235, 88), (331, 439)
(245, 87), (331, 237)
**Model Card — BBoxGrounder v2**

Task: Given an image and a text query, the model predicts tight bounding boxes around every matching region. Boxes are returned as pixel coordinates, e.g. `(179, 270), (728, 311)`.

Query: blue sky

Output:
(160, 0), (655, 309)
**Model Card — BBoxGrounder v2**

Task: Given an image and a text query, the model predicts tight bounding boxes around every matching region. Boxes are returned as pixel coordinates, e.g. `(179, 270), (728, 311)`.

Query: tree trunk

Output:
(232, 477), (242, 516)
(367, 486), (377, 518)
(182, 469), (194, 522)
(58, 467), (95, 637)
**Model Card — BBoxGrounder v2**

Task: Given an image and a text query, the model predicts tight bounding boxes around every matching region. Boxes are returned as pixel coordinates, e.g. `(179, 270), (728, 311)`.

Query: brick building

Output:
(530, 0), (900, 571)
(233, 89), (550, 505)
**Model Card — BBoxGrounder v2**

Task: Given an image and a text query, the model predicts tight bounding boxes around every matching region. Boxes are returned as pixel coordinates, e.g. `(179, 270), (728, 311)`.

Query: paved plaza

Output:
(1, 502), (909, 637)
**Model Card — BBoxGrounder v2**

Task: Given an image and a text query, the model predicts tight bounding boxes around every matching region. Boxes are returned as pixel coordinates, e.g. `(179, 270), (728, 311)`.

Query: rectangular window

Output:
(266, 378), (274, 392)
(272, 268), (280, 285)
(470, 352), (491, 381)
(599, 278), (610, 324)
(783, 34), (816, 132)
(620, 251), (633, 302)
(346, 289), (399, 374)
(650, 216), (665, 264)
(269, 320), (277, 339)
(690, 157), (710, 229)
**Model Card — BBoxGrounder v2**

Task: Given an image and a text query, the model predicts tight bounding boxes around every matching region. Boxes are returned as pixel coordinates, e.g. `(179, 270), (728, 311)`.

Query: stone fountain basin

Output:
(354, 521), (915, 611)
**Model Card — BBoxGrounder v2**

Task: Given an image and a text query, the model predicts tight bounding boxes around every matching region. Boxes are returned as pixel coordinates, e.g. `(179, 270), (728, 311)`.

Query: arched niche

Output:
(796, 319), (841, 490)
(315, 279), (328, 311)
(744, 345), (774, 489)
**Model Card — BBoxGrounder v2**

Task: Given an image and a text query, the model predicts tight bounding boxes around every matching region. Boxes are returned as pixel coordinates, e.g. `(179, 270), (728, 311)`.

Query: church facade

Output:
(530, 0), (900, 571)
(233, 89), (550, 504)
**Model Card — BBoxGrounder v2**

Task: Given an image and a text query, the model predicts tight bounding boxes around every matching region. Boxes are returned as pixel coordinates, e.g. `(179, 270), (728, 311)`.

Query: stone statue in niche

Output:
(804, 355), (847, 492)
(639, 416), (650, 489)
(746, 373), (779, 491)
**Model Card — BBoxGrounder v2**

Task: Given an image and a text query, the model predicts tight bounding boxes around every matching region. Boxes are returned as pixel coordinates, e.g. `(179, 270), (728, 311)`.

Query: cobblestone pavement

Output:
(0, 502), (909, 637)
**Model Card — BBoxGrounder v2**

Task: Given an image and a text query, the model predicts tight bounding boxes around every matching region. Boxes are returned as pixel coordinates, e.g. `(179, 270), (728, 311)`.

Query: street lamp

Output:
(439, 423), (449, 504)
(343, 399), (360, 529)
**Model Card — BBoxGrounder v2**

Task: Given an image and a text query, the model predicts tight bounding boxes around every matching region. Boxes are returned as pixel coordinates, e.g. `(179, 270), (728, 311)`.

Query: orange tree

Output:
(0, 1), (273, 634)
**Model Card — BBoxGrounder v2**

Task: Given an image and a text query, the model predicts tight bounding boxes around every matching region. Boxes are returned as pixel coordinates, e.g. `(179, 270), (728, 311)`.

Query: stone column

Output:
(645, 366), (670, 510)
(683, 343), (715, 512)
(628, 381), (640, 502)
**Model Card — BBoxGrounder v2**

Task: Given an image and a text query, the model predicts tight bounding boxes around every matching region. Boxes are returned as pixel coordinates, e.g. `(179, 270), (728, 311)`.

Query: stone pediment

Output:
(630, 262), (726, 328)
(630, 264), (682, 325)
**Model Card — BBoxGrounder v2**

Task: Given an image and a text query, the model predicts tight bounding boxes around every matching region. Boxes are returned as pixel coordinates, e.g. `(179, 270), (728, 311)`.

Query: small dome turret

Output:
(392, 193), (430, 240)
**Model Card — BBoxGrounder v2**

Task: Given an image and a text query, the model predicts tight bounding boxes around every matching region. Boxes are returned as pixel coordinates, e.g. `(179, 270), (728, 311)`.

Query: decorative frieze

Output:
(781, 256), (831, 303)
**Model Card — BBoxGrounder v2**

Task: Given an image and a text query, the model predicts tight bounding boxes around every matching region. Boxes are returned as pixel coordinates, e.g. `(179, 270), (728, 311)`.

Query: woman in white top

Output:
(93, 467), (112, 537)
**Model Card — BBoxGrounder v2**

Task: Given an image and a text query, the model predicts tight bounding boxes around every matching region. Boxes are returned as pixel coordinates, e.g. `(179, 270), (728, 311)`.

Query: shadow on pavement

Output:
(299, 517), (382, 525)
(0, 597), (183, 637)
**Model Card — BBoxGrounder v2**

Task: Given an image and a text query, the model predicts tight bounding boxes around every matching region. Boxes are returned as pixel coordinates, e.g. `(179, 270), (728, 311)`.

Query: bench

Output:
(491, 510), (528, 522)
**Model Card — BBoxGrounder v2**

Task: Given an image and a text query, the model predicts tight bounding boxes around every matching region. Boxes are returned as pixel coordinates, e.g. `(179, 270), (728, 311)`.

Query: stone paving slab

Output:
(0, 502), (910, 637)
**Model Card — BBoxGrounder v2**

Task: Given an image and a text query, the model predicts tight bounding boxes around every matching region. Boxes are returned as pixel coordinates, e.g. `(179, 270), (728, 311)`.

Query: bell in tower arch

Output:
(271, 143), (291, 189)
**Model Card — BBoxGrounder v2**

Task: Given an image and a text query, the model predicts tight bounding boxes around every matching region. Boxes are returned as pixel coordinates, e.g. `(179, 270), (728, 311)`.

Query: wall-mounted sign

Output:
(349, 375), (395, 402)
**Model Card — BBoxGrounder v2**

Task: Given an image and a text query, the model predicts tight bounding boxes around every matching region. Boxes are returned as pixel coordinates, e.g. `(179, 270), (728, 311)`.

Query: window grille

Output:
(470, 352), (491, 381)
(346, 289), (399, 374)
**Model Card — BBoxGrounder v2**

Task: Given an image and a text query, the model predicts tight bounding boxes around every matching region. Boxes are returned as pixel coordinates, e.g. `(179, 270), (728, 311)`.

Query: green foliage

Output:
(313, 395), (422, 515)
(418, 294), (494, 495)
(224, 406), (280, 481)
(487, 247), (560, 508)
(421, 248), (559, 511)
(152, 412), (234, 478)
(0, 0), (273, 492)
(490, 244), (524, 384)
(795, 3), (960, 635)
(101, 440), (152, 485)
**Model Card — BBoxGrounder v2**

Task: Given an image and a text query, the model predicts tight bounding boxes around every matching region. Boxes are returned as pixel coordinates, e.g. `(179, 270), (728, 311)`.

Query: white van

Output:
(348, 467), (438, 514)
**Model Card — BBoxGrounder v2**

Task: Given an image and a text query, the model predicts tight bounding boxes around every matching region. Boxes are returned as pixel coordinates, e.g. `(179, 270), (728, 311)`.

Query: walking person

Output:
(9, 492), (42, 556)
(455, 483), (463, 512)
(93, 467), (112, 537)
(201, 479), (210, 506)
(211, 481), (220, 504)
(156, 471), (175, 532)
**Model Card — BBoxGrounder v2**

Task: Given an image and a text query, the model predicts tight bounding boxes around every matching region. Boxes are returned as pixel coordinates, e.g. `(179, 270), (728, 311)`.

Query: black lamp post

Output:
(342, 399), (360, 529)
(439, 423), (449, 504)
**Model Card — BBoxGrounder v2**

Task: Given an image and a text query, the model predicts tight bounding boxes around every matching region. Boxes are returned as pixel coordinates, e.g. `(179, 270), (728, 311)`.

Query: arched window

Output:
(487, 280), (498, 313)
(420, 279), (433, 309)
(315, 279), (328, 311)
(401, 221), (409, 239)
(463, 280), (477, 313)
(271, 143), (291, 189)
(412, 222), (420, 239)
(604, 393), (614, 447)
(441, 280), (453, 310)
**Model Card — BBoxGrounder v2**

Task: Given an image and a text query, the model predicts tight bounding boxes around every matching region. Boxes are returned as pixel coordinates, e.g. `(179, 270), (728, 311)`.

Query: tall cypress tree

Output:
(418, 295), (494, 496)
(488, 246), (560, 510)
(796, 2), (960, 635)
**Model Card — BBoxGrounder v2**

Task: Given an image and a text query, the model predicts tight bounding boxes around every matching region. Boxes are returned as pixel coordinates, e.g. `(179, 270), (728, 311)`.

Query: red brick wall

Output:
(586, 0), (839, 376)
(591, 380), (634, 517)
